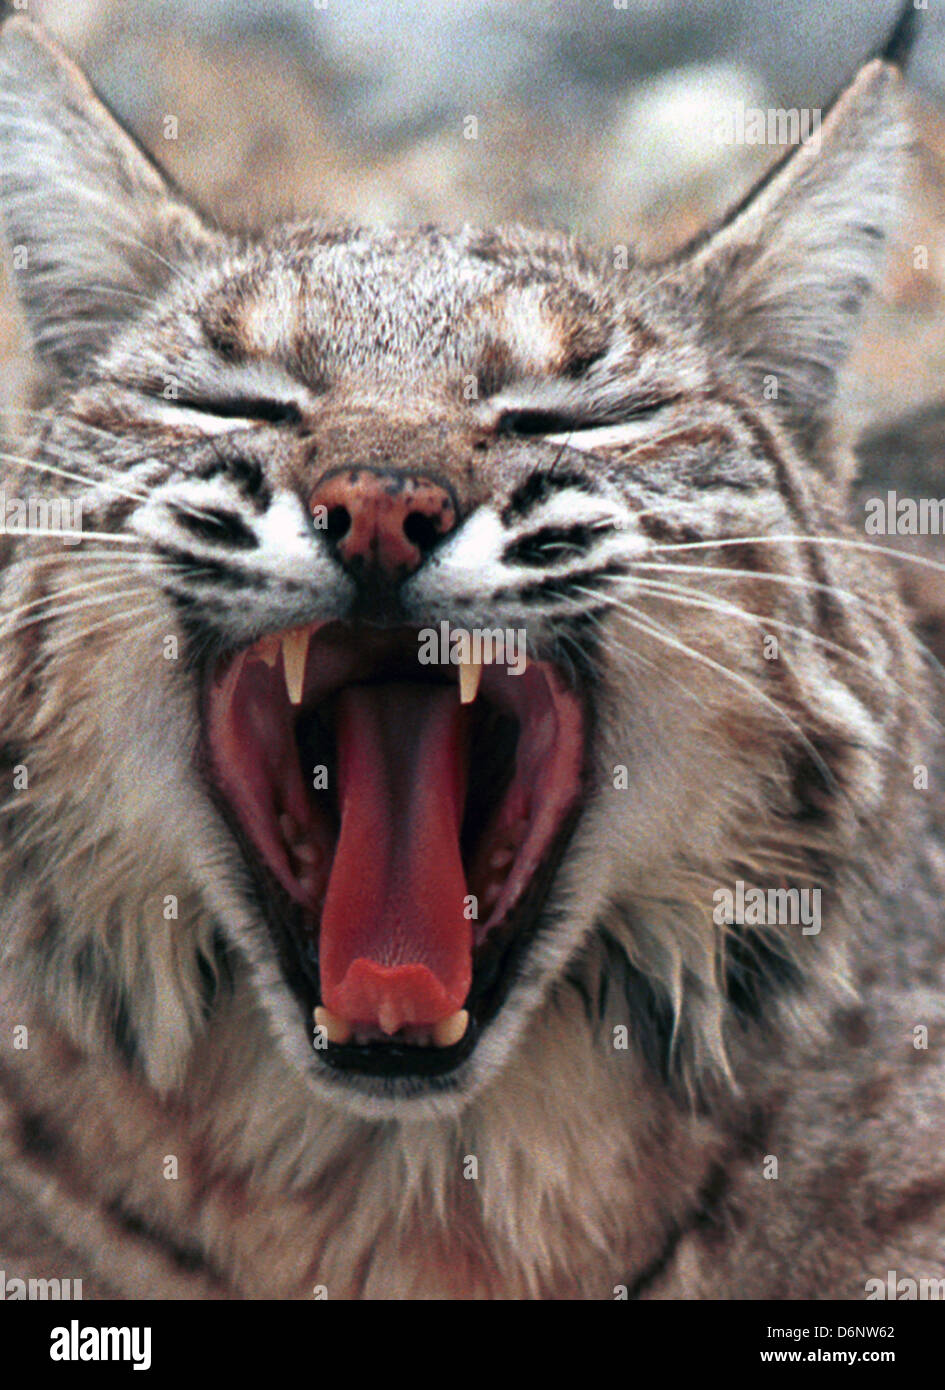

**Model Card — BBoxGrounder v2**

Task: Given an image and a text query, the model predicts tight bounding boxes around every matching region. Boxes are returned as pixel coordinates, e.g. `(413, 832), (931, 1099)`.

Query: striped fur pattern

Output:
(0, 11), (944, 1296)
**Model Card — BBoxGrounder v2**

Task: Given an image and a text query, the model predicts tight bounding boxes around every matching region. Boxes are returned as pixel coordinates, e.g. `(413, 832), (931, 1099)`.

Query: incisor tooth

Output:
(282, 627), (310, 705)
(256, 633), (281, 668)
(378, 998), (401, 1036)
(432, 1009), (469, 1047)
(459, 659), (483, 705)
(314, 1006), (353, 1045)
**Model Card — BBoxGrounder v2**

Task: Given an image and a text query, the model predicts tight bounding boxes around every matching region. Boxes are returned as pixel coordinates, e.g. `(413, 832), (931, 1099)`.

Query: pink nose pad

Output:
(310, 468), (457, 579)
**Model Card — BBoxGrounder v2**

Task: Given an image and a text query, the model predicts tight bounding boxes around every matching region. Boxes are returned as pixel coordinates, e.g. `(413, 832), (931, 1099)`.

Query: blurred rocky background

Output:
(2, 0), (945, 612)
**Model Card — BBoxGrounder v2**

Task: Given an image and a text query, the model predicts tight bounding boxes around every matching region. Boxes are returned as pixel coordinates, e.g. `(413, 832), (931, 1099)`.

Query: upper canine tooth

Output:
(281, 627), (310, 705)
(459, 659), (483, 705)
(432, 1009), (469, 1048)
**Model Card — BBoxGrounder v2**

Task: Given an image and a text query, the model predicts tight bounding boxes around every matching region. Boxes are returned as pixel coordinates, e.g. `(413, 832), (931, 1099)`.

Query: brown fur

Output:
(0, 10), (943, 1299)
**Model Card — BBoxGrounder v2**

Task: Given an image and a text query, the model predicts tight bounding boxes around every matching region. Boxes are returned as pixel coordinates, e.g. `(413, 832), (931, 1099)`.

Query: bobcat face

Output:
(0, 14), (918, 1118)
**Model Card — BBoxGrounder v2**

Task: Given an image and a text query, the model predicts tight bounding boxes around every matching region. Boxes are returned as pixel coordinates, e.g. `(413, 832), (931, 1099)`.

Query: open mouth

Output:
(203, 620), (584, 1078)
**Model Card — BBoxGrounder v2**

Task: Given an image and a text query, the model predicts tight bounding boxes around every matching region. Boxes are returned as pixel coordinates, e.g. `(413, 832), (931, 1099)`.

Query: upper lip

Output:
(201, 618), (586, 1077)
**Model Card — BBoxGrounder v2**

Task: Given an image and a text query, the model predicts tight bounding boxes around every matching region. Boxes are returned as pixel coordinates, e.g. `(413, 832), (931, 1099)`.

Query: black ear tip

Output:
(881, 0), (921, 71)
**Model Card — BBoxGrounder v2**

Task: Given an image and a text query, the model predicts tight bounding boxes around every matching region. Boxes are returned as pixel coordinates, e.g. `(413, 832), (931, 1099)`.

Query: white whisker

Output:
(570, 582), (838, 791)
(631, 575), (945, 738)
(646, 533), (945, 580)
(0, 449), (150, 505)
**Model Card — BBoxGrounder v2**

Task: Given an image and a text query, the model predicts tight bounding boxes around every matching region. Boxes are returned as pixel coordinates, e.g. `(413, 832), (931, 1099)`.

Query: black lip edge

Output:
(198, 644), (593, 1082)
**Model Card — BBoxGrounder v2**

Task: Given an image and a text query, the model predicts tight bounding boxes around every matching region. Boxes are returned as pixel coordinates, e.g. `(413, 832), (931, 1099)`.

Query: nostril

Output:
(309, 467), (456, 577)
(325, 505), (351, 543)
(403, 510), (440, 554)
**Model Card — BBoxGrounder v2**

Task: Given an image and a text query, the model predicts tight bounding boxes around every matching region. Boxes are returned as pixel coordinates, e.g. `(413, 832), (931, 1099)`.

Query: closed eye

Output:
(130, 391), (307, 436)
(169, 396), (304, 426)
(496, 395), (677, 441)
(497, 409), (581, 437)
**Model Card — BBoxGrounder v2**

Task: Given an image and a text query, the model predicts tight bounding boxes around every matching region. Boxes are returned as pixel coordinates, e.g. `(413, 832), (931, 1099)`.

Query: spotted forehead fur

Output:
(124, 225), (654, 396)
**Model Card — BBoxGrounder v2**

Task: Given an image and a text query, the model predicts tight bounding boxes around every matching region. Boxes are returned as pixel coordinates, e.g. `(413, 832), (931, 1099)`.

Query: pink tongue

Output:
(319, 684), (472, 1032)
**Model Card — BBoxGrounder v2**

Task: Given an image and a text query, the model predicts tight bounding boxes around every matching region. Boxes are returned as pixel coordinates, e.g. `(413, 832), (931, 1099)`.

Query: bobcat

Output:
(0, 5), (943, 1299)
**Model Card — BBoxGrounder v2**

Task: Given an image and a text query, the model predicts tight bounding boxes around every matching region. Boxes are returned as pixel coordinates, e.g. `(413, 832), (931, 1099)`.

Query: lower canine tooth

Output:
(459, 659), (483, 705)
(281, 626), (311, 705)
(432, 1009), (469, 1047)
(314, 1006), (353, 1045)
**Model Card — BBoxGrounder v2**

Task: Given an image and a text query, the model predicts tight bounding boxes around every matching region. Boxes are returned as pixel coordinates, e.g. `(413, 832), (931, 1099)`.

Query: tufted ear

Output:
(663, 52), (911, 454)
(0, 10), (209, 377)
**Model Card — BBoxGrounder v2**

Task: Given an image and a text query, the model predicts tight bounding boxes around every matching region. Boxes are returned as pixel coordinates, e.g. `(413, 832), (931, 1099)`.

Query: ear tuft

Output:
(0, 14), (208, 376)
(662, 58), (911, 454)
(880, 0), (921, 71)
